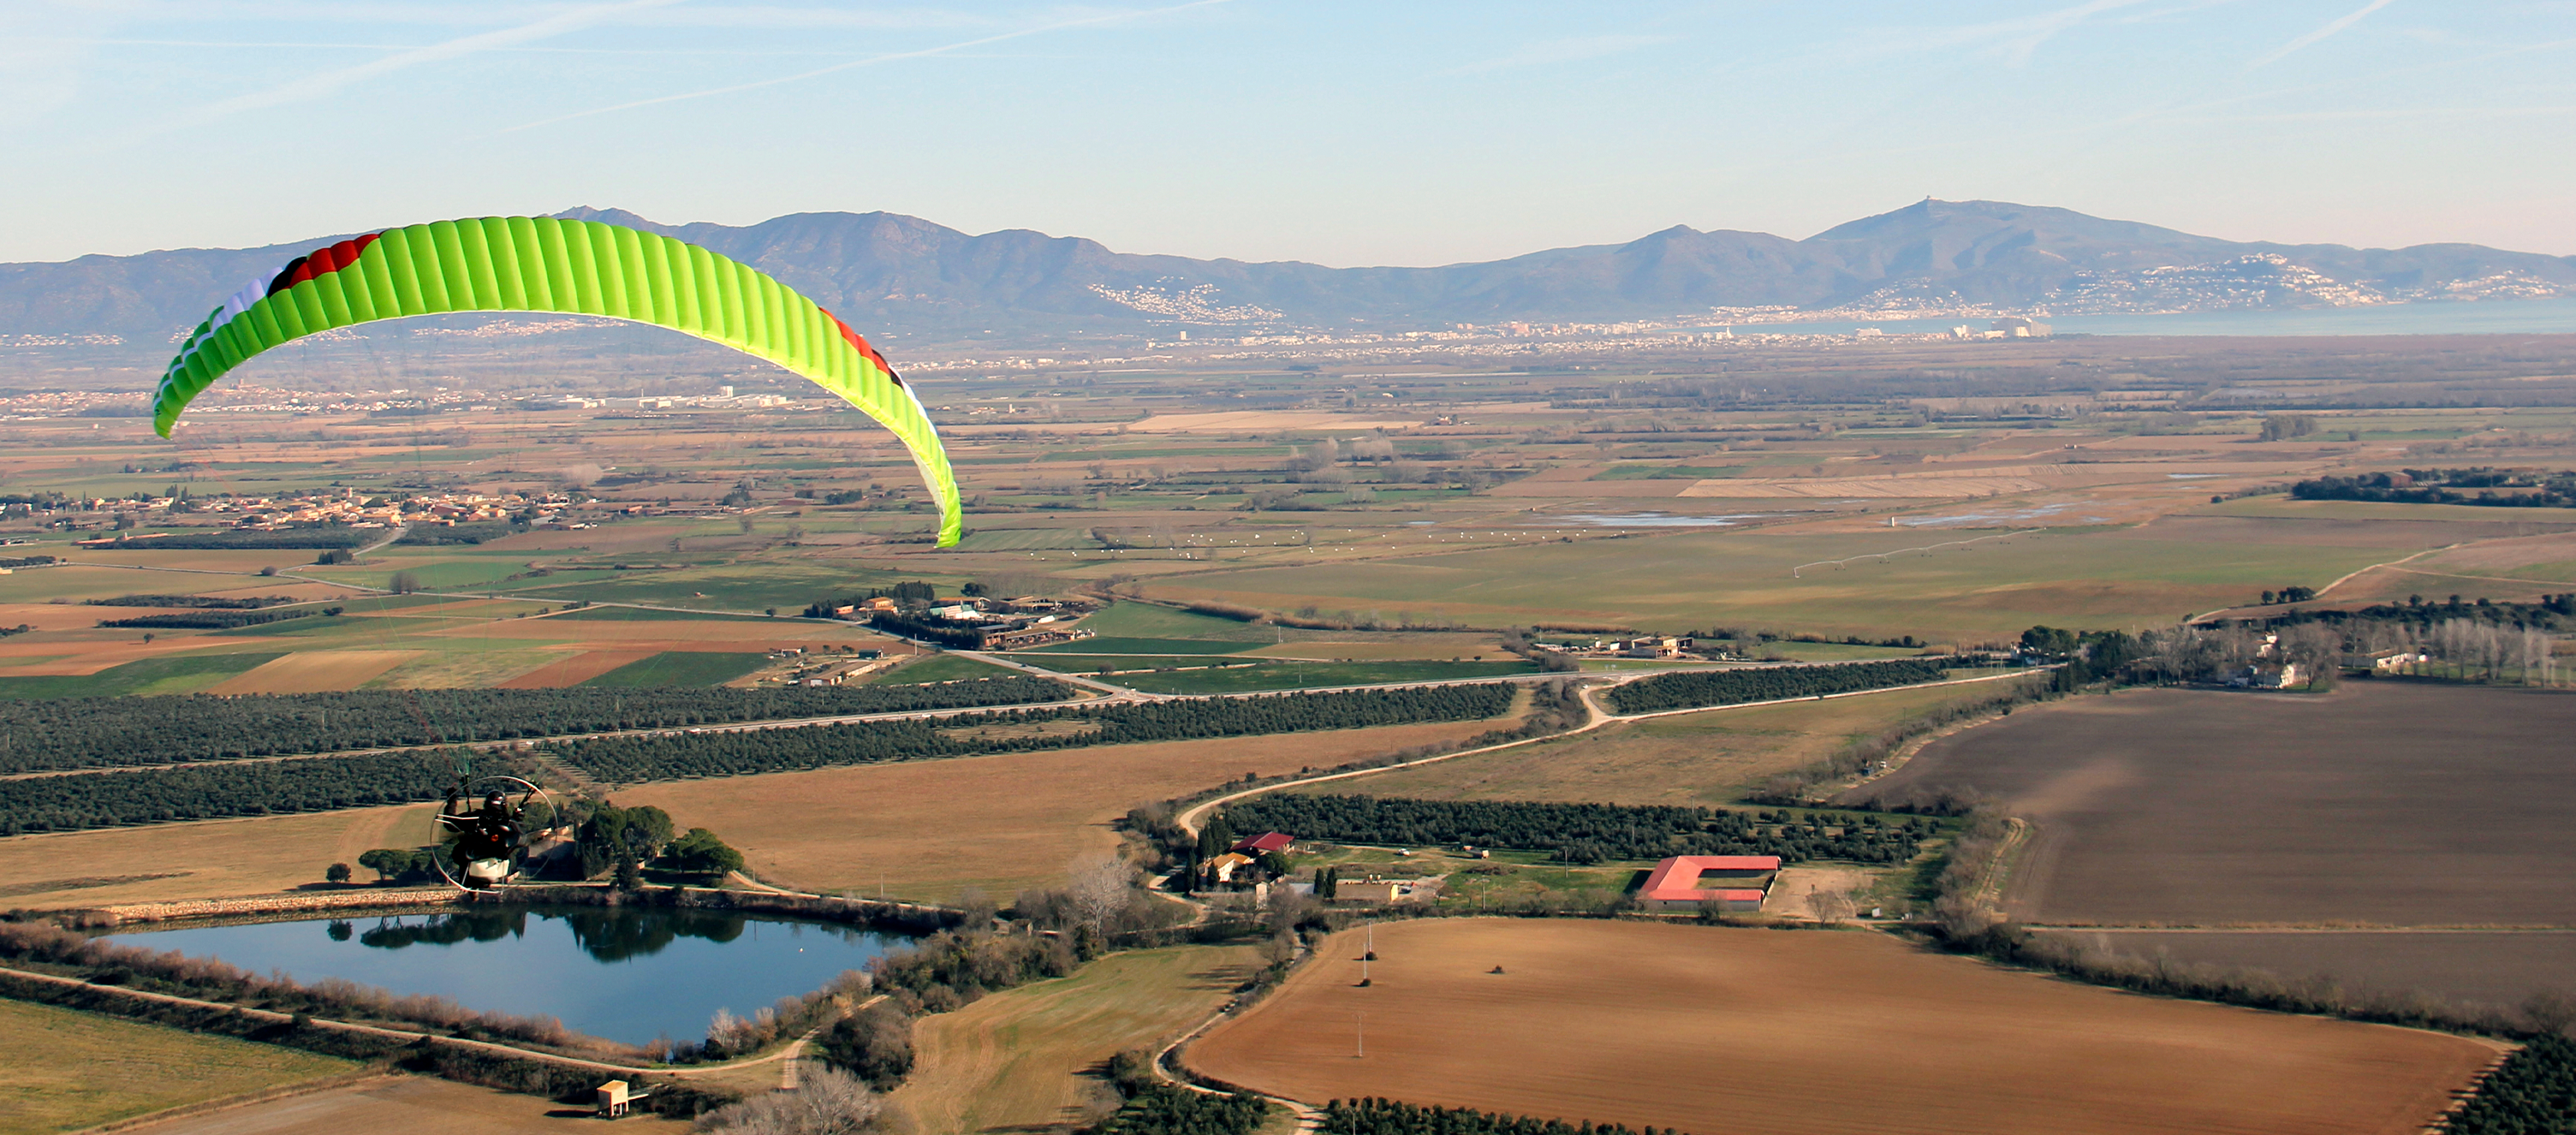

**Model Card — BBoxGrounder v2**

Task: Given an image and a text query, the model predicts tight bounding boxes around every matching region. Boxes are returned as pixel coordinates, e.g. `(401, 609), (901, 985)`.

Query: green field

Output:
(1068, 602), (1286, 642)
(951, 526), (1106, 552)
(0, 998), (358, 1134)
(866, 653), (1026, 684)
(580, 651), (772, 686)
(1154, 516), (2452, 641)
(514, 562), (901, 613)
(1022, 636), (1253, 655)
(1105, 658), (1537, 693)
(539, 605), (785, 623)
(0, 651), (283, 698)
(892, 945), (1263, 1135)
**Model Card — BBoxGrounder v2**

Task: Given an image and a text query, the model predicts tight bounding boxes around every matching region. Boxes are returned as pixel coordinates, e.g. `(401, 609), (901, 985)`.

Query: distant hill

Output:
(5, 199), (2572, 354)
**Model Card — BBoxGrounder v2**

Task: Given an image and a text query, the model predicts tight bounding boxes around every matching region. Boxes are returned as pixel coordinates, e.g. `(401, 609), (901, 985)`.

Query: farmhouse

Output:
(1638, 855), (1781, 912)
(1209, 852), (1257, 882)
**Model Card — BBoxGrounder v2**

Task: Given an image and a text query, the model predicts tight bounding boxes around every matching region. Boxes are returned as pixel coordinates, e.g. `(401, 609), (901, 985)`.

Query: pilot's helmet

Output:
(483, 791), (509, 809)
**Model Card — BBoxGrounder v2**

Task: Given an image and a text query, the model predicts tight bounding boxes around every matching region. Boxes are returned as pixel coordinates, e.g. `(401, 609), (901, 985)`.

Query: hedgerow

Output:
(1224, 794), (1933, 865)
(0, 677), (1080, 775)
(1603, 660), (1949, 715)
(1319, 1097), (1687, 1135)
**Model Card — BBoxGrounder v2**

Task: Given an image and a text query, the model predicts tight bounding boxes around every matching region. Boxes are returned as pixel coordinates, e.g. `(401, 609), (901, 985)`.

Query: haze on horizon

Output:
(6, 1), (2573, 267)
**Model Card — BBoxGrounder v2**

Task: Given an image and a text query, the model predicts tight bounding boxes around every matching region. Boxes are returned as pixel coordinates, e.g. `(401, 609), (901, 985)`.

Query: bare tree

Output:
(696, 1065), (884, 1134)
(2524, 988), (2576, 1037)
(2275, 623), (2340, 686)
(1807, 882), (1857, 924)
(1067, 857), (1133, 935)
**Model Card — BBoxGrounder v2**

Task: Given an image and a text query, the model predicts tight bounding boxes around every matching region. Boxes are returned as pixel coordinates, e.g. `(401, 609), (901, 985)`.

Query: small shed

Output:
(597, 1080), (632, 1118)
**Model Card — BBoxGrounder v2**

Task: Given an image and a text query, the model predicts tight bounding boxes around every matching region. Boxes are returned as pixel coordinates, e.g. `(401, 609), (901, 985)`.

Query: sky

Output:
(7, 1), (2575, 266)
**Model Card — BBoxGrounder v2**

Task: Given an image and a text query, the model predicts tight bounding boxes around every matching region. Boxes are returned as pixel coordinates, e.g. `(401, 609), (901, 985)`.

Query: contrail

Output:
(146, 0), (691, 138)
(2247, 0), (2394, 69)
(499, 0), (1234, 134)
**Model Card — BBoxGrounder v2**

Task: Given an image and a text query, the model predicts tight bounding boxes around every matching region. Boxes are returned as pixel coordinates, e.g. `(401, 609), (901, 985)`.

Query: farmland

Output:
(613, 716), (1519, 901)
(1851, 682), (2576, 1008)
(0, 996), (358, 1134)
(1330, 677), (2038, 806)
(1852, 683), (2576, 926)
(110, 1074), (696, 1135)
(1186, 918), (2496, 1135)
(891, 945), (1259, 1133)
(2, 336), (2576, 1129)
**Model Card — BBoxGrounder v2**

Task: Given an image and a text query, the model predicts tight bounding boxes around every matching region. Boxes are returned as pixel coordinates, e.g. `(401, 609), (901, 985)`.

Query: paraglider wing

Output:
(152, 217), (962, 546)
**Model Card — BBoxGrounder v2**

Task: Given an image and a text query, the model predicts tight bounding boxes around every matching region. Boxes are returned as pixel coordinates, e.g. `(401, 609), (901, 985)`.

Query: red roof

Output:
(1639, 855), (1782, 904)
(1230, 832), (1294, 855)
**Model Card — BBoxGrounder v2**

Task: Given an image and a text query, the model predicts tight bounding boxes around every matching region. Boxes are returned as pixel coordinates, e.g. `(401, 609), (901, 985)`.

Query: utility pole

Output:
(1356, 1011), (1364, 1059)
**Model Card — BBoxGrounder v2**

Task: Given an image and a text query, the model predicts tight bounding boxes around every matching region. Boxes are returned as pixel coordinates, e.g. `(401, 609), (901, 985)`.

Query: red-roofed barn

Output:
(1639, 855), (1781, 912)
(1229, 832), (1294, 856)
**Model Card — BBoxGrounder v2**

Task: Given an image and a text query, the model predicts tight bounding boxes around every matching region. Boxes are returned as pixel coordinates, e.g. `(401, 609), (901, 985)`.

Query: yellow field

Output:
(0, 804), (431, 909)
(617, 719), (1512, 901)
(1332, 679), (2023, 806)
(205, 650), (422, 693)
(111, 1074), (696, 1135)
(893, 945), (1260, 1133)
(0, 997), (359, 1134)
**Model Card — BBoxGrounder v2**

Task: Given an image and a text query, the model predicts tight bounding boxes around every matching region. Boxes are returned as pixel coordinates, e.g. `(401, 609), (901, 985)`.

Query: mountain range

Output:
(4, 199), (2572, 354)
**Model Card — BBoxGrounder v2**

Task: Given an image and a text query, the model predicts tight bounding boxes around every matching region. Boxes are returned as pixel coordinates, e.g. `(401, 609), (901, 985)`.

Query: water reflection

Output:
(104, 904), (909, 1044)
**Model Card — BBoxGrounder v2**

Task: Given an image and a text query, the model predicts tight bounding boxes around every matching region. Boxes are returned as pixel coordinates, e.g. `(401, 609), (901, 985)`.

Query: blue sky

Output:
(7, 1), (2574, 265)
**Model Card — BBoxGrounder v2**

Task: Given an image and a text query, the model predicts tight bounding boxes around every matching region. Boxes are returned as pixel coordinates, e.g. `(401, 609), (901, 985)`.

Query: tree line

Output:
(83, 594), (299, 609)
(550, 685), (1517, 785)
(2442, 1035), (2576, 1134)
(2293, 467), (2576, 508)
(1223, 794), (1935, 865)
(1603, 659), (1951, 715)
(96, 609), (319, 630)
(0, 677), (1079, 775)
(1094, 1051), (1270, 1135)
(1319, 1098), (1687, 1135)
(8, 685), (1518, 833)
(0, 749), (476, 835)
(93, 528), (371, 550)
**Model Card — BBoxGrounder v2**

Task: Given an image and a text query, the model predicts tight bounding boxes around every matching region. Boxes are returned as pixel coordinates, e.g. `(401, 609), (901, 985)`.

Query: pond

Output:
(101, 905), (911, 1046)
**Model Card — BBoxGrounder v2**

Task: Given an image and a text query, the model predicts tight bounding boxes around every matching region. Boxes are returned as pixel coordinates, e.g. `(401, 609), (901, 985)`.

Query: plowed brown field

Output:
(1187, 919), (2496, 1135)
(1846, 683), (2576, 927)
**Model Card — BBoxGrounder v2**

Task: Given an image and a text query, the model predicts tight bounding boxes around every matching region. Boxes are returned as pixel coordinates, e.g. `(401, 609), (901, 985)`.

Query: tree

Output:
(2524, 988), (2576, 1037)
(357, 847), (413, 882)
(660, 828), (745, 877)
(1067, 857), (1133, 934)
(697, 1064), (885, 1134)
(2258, 414), (2317, 442)
(387, 569), (422, 594)
(817, 1003), (913, 1090)
(614, 851), (642, 892)
(325, 862), (352, 884)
